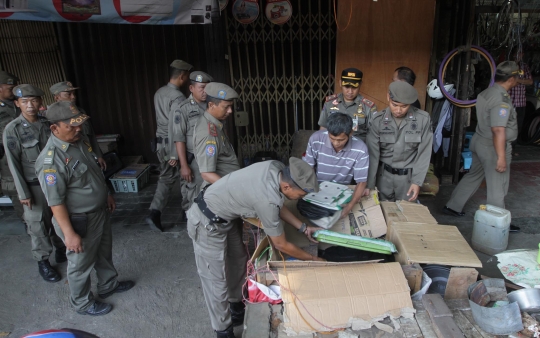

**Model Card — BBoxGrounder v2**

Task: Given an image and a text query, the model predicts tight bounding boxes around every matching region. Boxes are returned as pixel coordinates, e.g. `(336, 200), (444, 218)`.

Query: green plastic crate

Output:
(110, 164), (150, 193)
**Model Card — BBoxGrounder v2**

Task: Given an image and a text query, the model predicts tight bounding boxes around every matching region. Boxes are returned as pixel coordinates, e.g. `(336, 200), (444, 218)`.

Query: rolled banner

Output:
(232, 0), (259, 24)
(265, 0), (291, 25)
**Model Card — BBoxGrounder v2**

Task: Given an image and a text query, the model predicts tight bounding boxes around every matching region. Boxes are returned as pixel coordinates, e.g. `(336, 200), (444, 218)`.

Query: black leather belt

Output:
(26, 181), (40, 186)
(156, 137), (169, 144)
(382, 162), (410, 176)
(194, 186), (227, 224)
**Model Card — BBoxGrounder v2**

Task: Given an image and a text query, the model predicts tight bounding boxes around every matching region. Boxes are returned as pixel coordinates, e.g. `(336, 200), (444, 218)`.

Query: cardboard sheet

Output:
(387, 222), (482, 268)
(380, 200), (438, 226)
(278, 262), (413, 334)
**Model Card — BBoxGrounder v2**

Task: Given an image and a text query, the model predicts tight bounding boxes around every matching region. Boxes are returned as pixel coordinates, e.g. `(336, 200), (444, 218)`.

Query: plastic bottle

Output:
(471, 204), (511, 255)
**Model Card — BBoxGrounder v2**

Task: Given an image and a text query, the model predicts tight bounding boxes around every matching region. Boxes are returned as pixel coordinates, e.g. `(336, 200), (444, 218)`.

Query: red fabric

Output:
(248, 279), (282, 305)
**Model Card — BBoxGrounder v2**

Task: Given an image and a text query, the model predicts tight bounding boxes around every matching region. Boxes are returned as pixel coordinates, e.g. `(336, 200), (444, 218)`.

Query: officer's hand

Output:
(304, 225), (321, 244)
(407, 184), (420, 202)
(496, 158), (507, 173)
(339, 203), (353, 219)
(97, 158), (107, 171)
(181, 165), (193, 183)
(20, 198), (32, 210)
(362, 188), (370, 197)
(168, 159), (178, 167)
(107, 195), (116, 213)
(65, 233), (83, 253)
(312, 256), (327, 262)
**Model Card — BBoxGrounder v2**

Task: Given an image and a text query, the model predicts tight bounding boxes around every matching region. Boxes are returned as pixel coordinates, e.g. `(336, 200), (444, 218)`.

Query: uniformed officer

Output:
(0, 70), (24, 220)
(147, 59), (193, 231)
(187, 157), (324, 338)
(366, 81), (433, 202)
(319, 68), (377, 142)
(445, 61), (520, 231)
(36, 101), (134, 316)
(193, 82), (241, 184)
(49, 81), (106, 170)
(3, 84), (66, 282)
(171, 71), (213, 211)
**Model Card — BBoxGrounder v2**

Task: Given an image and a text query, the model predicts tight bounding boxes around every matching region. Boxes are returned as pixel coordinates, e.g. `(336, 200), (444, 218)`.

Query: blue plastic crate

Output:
(110, 164), (150, 193)
(462, 151), (472, 170)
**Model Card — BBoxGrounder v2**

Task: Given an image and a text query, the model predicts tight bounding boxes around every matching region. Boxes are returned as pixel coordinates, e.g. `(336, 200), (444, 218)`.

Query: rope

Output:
(333, 0), (352, 32)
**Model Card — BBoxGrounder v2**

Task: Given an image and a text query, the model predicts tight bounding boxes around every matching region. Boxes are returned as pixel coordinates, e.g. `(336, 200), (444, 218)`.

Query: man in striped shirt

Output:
(303, 113), (370, 217)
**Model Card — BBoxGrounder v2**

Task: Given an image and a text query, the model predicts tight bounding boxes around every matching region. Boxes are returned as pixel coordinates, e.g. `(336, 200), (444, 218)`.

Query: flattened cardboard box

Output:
(278, 262), (413, 334)
(380, 200), (438, 226)
(387, 222), (482, 268)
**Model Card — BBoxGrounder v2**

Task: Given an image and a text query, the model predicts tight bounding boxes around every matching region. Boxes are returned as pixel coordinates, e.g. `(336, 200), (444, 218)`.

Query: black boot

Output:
(55, 247), (67, 263)
(215, 325), (235, 338)
(230, 301), (245, 327)
(146, 209), (163, 232)
(38, 260), (61, 282)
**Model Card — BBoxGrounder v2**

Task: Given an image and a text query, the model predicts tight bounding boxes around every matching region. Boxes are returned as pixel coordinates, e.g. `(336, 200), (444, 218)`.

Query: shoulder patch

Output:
(208, 123), (218, 137)
(6, 136), (16, 150)
(325, 94), (338, 102)
(174, 114), (181, 124)
(362, 98), (375, 108)
(44, 173), (57, 186)
(205, 144), (216, 157)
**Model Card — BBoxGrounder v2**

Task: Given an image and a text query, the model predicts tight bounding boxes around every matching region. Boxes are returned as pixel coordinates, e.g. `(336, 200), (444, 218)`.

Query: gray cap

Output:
(190, 71), (213, 83)
(289, 157), (319, 193)
(496, 61), (520, 76)
(204, 82), (239, 100)
(46, 101), (89, 126)
(388, 81), (418, 105)
(0, 71), (18, 85)
(50, 81), (78, 95)
(170, 59), (193, 71)
(13, 84), (45, 98)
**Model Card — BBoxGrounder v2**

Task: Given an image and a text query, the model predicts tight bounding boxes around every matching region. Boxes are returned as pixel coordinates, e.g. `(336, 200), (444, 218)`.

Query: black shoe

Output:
(510, 224), (521, 232)
(230, 301), (245, 327)
(146, 209), (163, 232)
(38, 260), (61, 283)
(98, 281), (135, 299)
(55, 247), (67, 263)
(443, 206), (465, 217)
(215, 325), (236, 338)
(77, 300), (112, 316)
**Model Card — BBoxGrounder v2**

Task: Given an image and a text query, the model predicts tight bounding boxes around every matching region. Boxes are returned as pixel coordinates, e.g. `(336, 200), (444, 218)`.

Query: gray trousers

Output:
(187, 205), (248, 331)
(180, 159), (203, 211)
(53, 208), (119, 311)
(376, 163), (416, 202)
(446, 134), (512, 212)
(150, 160), (180, 212)
(25, 185), (64, 261)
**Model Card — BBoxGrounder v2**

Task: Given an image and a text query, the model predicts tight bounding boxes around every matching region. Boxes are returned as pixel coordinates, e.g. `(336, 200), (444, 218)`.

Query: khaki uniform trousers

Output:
(446, 134), (512, 212)
(180, 159), (203, 211)
(25, 185), (64, 261)
(1, 156), (24, 220)
(375, 163), (416, 202)
(187, 205), (248, 331)
(53, 208), (119, 311)
(150, 159), (180, 212)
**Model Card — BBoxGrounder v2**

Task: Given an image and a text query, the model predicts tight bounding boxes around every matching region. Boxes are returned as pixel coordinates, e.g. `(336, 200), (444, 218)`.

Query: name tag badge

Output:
(352, 116), (359, 131)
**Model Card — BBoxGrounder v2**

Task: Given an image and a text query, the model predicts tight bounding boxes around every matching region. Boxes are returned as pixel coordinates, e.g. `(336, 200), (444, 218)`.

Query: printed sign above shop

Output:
(265, 0), (291, 25)
(231, 0), (258, 24)
(0, 0), (219, 25)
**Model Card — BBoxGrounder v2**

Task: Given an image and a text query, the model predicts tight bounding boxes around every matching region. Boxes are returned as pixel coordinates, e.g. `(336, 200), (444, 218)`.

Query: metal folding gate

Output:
(224, 0), (336, 165)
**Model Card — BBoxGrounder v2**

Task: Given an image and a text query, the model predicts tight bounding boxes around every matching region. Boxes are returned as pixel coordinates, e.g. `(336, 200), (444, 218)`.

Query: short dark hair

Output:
(394, 66), (416, 86)
(280, 167), (302, 190)
(170, 67), (188, 80)
(327, 113), (353, 136)
(495, 73), (517, 83)
(207, 96), (224, 107)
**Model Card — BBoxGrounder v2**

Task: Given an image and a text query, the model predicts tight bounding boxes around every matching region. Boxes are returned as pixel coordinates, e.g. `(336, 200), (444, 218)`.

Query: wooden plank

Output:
(243, 303), (271, 338)
(480, 275), (524, 290)
(430, 317), (465, 338)
(459, 310), (496, 338)
(444, 268), (478, 300)
(451, 310), (484, 338)
(415, 312), (439, 338)
(402, 263), (423, 294)
(398, 317), (424, 338)
(445, 299), (471, 311)
(422, 294), (453, 318)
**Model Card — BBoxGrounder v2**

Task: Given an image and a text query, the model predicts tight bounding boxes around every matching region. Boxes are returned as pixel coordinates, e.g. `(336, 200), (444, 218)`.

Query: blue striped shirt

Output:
(302, 130), (369, 184)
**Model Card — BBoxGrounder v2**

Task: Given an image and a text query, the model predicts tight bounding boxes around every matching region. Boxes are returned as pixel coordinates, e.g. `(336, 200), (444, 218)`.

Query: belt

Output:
(194, 186), (228, 224)
(156, 137), (169, 144)
(26, 181), (40, 186)
(382, 162), (410, 176)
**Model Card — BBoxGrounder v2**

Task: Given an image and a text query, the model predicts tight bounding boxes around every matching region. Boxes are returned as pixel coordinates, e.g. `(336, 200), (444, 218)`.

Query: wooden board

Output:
(335, 0), (436, 110)
(402, 263), (423, 294)
(444, 268), (478, 300)
(422, 294), (464, 338)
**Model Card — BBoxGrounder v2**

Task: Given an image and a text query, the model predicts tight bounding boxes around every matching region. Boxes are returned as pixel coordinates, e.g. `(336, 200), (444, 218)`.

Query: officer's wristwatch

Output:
(298, 223), (307, 233)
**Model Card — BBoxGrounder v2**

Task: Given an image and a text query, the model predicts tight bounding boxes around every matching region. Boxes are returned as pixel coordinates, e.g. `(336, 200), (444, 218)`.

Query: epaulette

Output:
(371, 110), (385, 120)
(362, 97), (375, 108)
(208, 122), (218, 137)
(325, 94), (338, 102)
(43, 146), (55, 166)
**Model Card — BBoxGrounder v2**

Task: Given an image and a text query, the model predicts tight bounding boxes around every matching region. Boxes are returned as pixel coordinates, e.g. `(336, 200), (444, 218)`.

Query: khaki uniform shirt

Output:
(171, 94), (206, 154)
(318, 93), (377, 140)
(367, 107), (433, 188)
(3, 115), (50, 200)
(35, 134), (108, 213)
(0, 99), (21, 185)
(155, 83), (186, 161)
(78, 107), (103, 158)
(204, 160), (285, 237)
(475, 83), (518, 142)
(193, 111), (239, 179)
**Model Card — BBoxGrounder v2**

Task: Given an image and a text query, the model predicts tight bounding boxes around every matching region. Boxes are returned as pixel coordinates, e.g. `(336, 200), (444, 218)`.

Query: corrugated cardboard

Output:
(380, 200), (438, 226)
(278, 262), (413, 334)
(387, 222), (482, 268)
